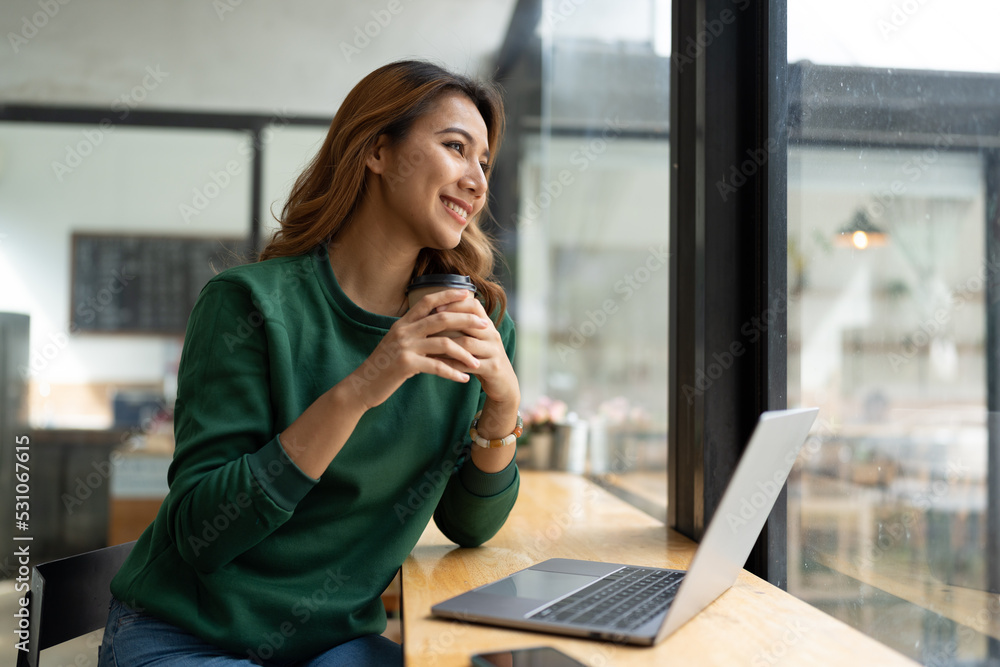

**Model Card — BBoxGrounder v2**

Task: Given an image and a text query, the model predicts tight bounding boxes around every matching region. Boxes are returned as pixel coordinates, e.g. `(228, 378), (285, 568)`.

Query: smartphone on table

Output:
(471, 645), (588, 667)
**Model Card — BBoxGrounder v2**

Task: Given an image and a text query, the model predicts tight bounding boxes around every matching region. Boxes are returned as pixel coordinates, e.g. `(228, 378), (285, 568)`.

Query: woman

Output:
(98, 60), (521, 666)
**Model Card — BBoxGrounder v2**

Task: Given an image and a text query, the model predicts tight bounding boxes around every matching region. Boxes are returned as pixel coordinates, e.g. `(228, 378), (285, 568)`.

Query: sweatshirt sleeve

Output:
(432, 312), (520, 547)
(164, 278), (319, 573)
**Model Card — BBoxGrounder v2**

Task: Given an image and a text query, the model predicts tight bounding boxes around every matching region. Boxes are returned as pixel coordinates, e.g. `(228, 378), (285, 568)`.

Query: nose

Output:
(459, 161), (488, 199)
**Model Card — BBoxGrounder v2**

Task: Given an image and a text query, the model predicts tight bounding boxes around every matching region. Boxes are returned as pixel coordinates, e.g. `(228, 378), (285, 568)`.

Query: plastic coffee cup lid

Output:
(406, 274), (476, 293)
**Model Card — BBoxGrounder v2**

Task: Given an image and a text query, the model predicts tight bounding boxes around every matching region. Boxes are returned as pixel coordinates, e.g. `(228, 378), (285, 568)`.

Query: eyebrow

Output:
(436, 127), (490, 161)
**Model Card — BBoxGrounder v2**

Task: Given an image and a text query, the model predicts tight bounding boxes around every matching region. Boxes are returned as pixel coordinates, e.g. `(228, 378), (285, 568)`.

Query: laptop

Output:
(431, 407), (819, 645)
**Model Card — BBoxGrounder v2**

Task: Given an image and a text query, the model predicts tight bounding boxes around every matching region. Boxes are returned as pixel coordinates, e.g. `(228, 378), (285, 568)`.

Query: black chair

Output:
(15, 541), (136, 667)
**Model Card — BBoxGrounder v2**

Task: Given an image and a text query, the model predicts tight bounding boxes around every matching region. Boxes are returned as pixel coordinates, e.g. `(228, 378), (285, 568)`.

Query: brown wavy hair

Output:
(258, 60), (507, 321)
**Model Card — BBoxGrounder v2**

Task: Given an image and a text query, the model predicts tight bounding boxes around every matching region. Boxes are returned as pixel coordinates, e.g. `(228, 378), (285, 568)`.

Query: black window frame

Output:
(669, 0), (789, 586)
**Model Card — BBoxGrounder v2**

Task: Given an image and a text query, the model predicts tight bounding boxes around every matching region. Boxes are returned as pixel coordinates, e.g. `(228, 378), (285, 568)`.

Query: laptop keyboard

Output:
(527, 567), (684, 632)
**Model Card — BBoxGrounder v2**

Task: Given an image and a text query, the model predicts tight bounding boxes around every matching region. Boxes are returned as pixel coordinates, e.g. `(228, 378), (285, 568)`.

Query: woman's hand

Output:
(432, 294), (521, 473)
(430, 295), (519, 408)
(283, 288), (519, 478)
(346, 289), (492, 411)
(282, 289), (490, 478)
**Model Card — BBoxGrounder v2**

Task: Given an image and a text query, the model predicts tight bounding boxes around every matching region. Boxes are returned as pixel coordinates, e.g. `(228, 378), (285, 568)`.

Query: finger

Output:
(419, 356), (472, 383)
(431, 296), (489, 318)
(447, 336), (493, 361)
(433, 302), (498, 337)
(387, 343), (472, 384)
(446, 317), (501, 342)
(416, 311), (490, 337)
(419, 336), (482, 370)
(408, 289), (475, 318)
(437, 357), (481, 380)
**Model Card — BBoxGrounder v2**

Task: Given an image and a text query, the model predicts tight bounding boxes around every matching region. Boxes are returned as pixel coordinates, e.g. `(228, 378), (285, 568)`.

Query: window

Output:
(785, 1), (1000, 662)
(508, 0), (670, 516)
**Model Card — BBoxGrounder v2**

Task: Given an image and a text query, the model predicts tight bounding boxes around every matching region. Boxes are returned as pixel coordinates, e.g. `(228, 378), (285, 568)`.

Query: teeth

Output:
(443, 199), (467, 219)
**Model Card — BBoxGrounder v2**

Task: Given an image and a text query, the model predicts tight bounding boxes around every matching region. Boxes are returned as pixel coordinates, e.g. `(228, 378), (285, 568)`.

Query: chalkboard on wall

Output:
(70, 233), (252, 335)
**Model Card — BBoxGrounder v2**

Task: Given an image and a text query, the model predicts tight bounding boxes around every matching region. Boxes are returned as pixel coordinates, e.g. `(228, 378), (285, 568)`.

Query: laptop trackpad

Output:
(478, 569), (596, 600)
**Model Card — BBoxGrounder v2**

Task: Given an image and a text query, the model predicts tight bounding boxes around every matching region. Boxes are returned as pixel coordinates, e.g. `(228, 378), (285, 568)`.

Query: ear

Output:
(366, 134), (392, 175)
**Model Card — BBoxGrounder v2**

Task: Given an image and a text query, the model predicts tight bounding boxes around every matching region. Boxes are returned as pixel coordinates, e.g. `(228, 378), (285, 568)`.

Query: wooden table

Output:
(401, 471), (920, 666)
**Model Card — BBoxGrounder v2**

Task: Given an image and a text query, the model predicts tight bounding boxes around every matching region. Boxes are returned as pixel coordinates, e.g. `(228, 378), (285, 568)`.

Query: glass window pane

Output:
(515, 0), (669, 513)
(786, 1), (1000, 663)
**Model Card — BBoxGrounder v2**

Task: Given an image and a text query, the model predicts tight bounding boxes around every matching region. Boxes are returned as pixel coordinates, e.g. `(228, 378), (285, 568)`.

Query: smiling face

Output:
(366, 92), (491, 251)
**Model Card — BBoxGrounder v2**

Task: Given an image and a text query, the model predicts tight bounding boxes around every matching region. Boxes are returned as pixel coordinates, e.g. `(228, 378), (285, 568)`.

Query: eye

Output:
(445, 141), (464, 154)
(480, 162), (491, 176)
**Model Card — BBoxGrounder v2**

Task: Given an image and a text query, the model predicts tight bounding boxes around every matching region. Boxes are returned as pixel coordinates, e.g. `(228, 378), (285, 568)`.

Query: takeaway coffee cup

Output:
(406, 274), (477, 338)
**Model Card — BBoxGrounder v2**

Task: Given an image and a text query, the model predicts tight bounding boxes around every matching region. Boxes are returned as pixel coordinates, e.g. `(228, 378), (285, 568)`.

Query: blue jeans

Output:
(97, 597), (403, 667)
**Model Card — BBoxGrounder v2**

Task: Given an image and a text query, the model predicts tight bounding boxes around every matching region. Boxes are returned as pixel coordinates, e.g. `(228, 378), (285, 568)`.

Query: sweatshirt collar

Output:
(313, 245), (399, 331)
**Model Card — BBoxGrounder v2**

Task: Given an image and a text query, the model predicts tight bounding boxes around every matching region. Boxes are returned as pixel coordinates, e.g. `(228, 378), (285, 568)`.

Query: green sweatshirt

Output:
(110, 245), (519, 661)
